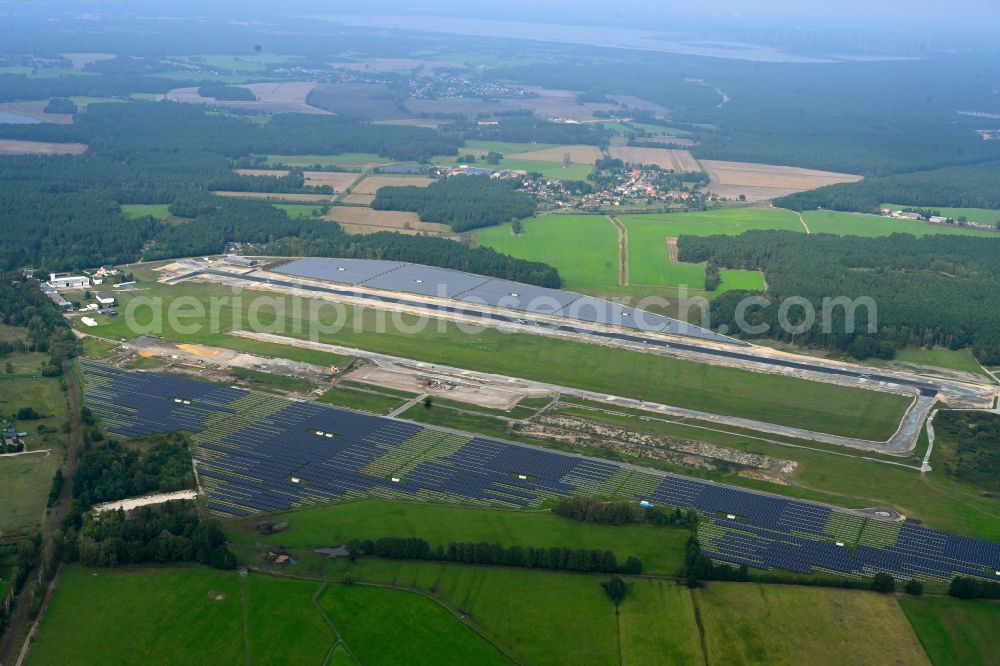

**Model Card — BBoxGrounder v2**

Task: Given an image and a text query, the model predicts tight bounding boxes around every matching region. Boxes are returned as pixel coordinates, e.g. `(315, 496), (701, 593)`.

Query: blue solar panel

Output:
(81, 360), (1000, 583)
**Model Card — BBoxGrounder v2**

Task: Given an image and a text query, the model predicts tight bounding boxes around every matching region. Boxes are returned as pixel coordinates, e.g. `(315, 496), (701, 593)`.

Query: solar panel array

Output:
(81, 361), (1000, 582)
(272, 257), (735, 343)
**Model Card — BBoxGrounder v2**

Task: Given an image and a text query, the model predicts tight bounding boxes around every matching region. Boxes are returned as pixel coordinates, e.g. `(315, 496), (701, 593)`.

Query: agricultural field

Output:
(506, 145), (603, 164)
(27, 567), (334, 666)
(345, 173), (437, 205)
(233, 169), (359, 192)
(883, 203), (1000, 227)
(214, 191), (338, 203)
(617, 207), (803, 236)
(119, 203), (171, 220)
(321, 205), (449, 235)
(306, 82), (412, 120)
(697, 583), (929, 665)
(318, 584), (509, 665)
(263, 153), (395, 170)
(169, 53), (296, 72)
(898, 595), (1000, 666)
(165, 81), (326, 115)
(802, 210), (999, 237)
(700, 160), (862, 201)
(608, 146), (701, 171)
(0, 139), (87, 155)
(475, 214), (619, 293)
(622, 216), (765, 292)
(226, 499), (690, 576)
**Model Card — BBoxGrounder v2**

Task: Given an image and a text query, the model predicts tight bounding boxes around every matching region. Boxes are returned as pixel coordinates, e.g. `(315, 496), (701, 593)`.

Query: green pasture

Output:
(227, 499), (689, 575)
(899, 595), (1000, 666)
(120, 204), (171, 220)
(475, 214), (618, 292)
(803, 210), (997, 237)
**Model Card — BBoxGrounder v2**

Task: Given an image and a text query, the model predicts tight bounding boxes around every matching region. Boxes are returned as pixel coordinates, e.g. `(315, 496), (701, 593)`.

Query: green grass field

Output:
(618, 207), (803, 237)
(883, 203), (1000, 227)
(170, 53), (295, 72)
(0, 368), (69, 534)
(865, 347), (991, 378)
(228, 367), (314, 393)
(462, 140), (558, 155)
(898, 595), (1000, 666)
(317, 385), (409, 414)
(494, 159), (594, 181)
(90, 265), (911, 441)
(227, 499), (689, 575)
(803, 210), (997, 237)
(619, 578), (703, 664)
(475, 214), (619, 292)
(697, 583), (929, 665)
(244, 574), (336, 664)
(272, 203), (324, 219)
(318, 584), (510, 665)
(119, 204), (172, 220)
(28, 567), (246, 666)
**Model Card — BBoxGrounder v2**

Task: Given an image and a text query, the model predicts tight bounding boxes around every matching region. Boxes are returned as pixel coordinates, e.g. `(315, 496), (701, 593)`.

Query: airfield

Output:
(153, 256), (997, 455)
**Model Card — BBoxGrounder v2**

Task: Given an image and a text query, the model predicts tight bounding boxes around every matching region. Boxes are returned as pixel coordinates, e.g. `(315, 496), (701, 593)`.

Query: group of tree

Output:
(0, 272), (78, 375)
(372, 175), (537, 233)
(948, 576), (1000, 599)
(456, 116), (611, 146)
(932, 411), (1000, 494)
(197, 84), (256, 101)
(43, 97), (77, 115)
(346, 536), (643, 575)
(678, 231), (1000, 363)
(72, 432), (195, 510)
(776, 160), (1000, 214)
(63, 500), (236, 569)
(206, 168), (333, 195)
(553, 496), (699, 529)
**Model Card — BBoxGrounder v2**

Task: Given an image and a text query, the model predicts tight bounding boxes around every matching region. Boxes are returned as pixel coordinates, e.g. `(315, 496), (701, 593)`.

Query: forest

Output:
(775, 160), (1000, 213)
(678, 231), (1000, 362)
(0, 102), (559, 286)
(372, 175), (537, 232)
(933, 411), (1000, 493)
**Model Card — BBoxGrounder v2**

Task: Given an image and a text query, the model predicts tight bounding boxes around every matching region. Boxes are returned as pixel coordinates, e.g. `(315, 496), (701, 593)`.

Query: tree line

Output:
(553, 496), (699, 529)
(345, 536), (643, 575)
(372, 175), (537, 232)
(678, 231), (1000, 363)
(0, 273), (78, 376)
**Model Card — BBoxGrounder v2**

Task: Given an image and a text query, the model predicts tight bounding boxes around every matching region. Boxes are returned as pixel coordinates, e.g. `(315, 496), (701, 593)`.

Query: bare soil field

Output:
(352, 174), (436, 195)
(0, 139), (87, 155)
(340, 194), (376, 205)
(609, 147), (702, 171)
(233, 169), (360, 192)
(322, 206), (449, 235)
(213, 191), (338, 203)
(506, 145), (603, 164)
(306, 83), (410, 120)
(700, 159), (862, 201)
(166, 81), (329, 115)
(0, 101), (73, 124)
(61, 52), (115, 69)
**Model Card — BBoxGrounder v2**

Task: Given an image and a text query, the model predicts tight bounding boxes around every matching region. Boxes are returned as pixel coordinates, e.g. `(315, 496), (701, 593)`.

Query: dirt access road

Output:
(609, 215), (629, 286)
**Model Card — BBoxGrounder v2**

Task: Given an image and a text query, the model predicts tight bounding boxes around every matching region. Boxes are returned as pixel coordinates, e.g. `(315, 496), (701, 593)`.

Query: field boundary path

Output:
(666, 236), (680, 263)
(609, 216), (629, 286)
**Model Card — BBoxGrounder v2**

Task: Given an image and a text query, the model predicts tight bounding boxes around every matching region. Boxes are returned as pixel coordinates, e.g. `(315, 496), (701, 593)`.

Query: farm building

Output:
(48, 273), (90, 289)
(224, 255), (258, 267)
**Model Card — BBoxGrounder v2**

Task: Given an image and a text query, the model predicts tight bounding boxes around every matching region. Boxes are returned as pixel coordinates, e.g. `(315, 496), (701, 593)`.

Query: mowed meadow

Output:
(28, 561), (972, 665)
